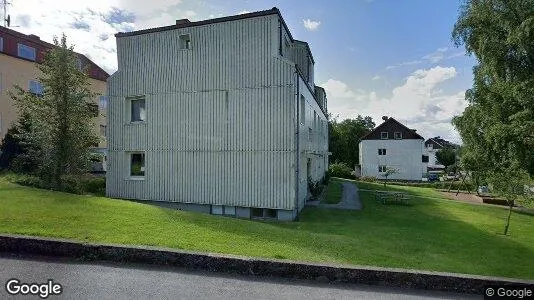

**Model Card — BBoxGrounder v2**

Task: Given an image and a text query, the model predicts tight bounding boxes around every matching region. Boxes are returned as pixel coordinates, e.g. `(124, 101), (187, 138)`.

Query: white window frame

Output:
(128, 96), (146, 123)
(394, 132), (402, 139)
(381, 132), (388, 139)
(17, 43), (37, 61)
(127, 151), (146, 180)
(378, 165), (387, 173)
(378, 148), (386, 155)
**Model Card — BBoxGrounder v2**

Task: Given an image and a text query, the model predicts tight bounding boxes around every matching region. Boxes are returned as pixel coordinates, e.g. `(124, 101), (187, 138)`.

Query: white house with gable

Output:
(359, 117), (425, 181)
(106, 8), (328, 221)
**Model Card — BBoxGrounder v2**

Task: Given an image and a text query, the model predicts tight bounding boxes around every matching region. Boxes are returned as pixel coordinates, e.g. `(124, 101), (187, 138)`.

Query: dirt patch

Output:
(439, 191), (484, 205)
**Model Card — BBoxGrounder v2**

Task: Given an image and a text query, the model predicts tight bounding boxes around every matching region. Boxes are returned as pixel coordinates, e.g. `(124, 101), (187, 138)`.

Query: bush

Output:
(328, 162), (354, 179)
(359, 176), (377, 182)
(11, 174), (46, 189)
(321, 170), (330, 185)
(83, 176), (106, 196)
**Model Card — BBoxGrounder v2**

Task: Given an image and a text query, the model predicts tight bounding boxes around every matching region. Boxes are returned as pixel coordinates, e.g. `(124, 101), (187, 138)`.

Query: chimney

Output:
(28, 34), (40, 40)
(176, 19), (190, 26)
(381, 116), (389, 121)
(412, 129), (417, 132)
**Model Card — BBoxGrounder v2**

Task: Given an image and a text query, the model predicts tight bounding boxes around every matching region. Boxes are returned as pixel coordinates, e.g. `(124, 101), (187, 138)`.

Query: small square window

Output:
(381, 132), (388, 139)
(378, 149), (386, 155)
(99, 96), (108, 109)
(394, 132), (402, 139)
(378, 165), (387, 173)
(422, 155), (429, 163)
(130, 153), (145, 177)
(130, 97), (146, 122)
(18, 44), (36, 61)
(28, 80), (43, 96)
(179, 34), (191, 50)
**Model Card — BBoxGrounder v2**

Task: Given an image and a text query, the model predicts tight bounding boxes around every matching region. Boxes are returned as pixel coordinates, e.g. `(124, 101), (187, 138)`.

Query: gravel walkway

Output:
(320, 182), (362, 210)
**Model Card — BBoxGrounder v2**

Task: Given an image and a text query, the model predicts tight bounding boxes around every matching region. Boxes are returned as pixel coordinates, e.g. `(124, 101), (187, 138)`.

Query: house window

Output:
(0, 37), (3, 52)
(100, 125), (106, 137)
(300, 95), (305, 125)
(265, 209), (277, 219)
(422, 155), (429, 163)
(129, 97), (146, 122)
(179, 34), (191, 50)
(381, 132), (388, 139)
(394, 132), (402, 139)
(130, 152), (145, 177)
(378, 148), (386, 155)
(378, 165), (387, 173)
(99, 96), (108, 109)
(28, 80), (43, 96)
(18, 44), (37, 61)
(88, 103), (99, 117)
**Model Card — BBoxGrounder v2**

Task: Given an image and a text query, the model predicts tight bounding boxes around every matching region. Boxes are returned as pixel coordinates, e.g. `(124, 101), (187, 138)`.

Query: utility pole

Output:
(2, 0), (11, 27)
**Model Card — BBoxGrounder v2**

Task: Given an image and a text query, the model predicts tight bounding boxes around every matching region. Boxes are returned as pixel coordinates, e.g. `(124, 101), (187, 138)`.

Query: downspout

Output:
(294, 67), (300, 216)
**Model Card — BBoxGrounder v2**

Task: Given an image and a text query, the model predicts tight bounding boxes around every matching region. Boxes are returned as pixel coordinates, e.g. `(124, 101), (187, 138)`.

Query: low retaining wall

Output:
(1, 234), (532, 295)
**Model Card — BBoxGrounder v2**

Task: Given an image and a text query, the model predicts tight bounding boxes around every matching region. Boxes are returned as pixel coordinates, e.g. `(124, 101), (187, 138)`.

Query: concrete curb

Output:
(1, 234), (533, 294)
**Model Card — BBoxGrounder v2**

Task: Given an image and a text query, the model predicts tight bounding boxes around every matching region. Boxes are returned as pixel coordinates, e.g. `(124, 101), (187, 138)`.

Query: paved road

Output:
(0, 255), (478, 299)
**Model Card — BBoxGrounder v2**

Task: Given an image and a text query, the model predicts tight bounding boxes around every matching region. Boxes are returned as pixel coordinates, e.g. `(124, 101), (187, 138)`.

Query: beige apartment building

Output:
(0, 26), (109, 170)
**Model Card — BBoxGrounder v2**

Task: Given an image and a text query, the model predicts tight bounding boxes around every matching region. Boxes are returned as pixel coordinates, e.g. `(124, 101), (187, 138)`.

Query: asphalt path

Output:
(0, 254), (479, 299)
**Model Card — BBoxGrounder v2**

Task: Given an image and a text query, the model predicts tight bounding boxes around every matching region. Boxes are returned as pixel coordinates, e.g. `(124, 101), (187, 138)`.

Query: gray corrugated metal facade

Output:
(106, 8), (328, 220)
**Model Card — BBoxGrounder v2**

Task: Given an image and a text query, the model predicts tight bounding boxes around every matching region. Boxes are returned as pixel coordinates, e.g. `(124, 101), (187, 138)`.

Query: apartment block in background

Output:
(0, 26), (110, 170)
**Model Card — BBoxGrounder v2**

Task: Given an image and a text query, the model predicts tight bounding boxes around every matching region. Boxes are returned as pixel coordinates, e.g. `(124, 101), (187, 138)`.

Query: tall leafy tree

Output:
(0, 113), (40, 173)
(452, 0), (534, 176)
(328, 115), (374, 168)
(11, 34), (98, 188)
(452, 0), (534, 234)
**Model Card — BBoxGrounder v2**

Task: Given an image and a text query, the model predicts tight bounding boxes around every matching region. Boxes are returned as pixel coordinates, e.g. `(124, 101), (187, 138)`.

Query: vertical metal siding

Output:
(107, 14), (305, 210)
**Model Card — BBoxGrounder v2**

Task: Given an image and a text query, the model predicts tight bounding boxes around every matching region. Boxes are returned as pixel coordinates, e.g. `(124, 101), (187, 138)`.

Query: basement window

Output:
(130, 152), (145, 177)
(179, 34), (191, 50)
(265, 209), (277, 219)
(251, 208), (263, 218)
(381, 132), (388, 139)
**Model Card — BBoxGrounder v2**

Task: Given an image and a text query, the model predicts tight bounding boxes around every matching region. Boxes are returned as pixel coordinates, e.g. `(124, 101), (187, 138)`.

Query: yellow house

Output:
(0, 26), (109, 170)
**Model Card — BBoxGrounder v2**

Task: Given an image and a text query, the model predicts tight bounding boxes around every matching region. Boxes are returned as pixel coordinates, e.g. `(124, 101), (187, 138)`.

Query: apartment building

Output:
(0, 26), (109, 167)
(106, 8), (328, 220)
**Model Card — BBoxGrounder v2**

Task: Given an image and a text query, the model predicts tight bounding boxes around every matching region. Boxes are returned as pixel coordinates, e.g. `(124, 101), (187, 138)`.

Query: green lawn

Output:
(1, 177), (534, 280)
(322, 178), (343, 204)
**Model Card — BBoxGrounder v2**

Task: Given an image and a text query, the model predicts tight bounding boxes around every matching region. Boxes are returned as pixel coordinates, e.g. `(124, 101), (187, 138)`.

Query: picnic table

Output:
(375, 190), (411, 205)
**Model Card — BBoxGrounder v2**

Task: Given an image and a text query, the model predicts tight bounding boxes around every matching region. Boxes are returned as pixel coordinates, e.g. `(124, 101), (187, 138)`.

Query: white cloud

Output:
(303, 19), (321, 31)
(237, 10), (250, 15)
(386, 47), (466, 71)
(321, 66), (467, 143)
(372, 75), (381, 80)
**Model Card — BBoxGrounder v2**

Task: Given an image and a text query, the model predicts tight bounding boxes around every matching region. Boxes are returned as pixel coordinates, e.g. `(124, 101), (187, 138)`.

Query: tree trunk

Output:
(504, 202), (513, 235)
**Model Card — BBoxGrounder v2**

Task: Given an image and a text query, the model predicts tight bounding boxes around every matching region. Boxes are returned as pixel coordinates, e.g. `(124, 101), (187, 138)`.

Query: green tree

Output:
(11, 34), (98, 188)
(435, 147), (456, 171)
(0, 113), (40, 173)
(452, 0), (534, 234)
(452, 0), (534, 176)
(328, 115), (374, 168)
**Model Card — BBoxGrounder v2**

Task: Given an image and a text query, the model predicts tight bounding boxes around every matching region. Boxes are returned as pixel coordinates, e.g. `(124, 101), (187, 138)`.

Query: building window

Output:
(0, 37), (3, 52)
(18, 44), (37, 61)
(28, 80), (43, 96)
(88, 103), (99, 117)
(265, 209), (277, 219)
(381, 132), (388, 139)
(129, 97), (146, 122)
(378, 148), (386, 155)
(100, 125), (106, 137)
(422, 155), (429, 163)
(99, 96), (108, 109)
(130, 152), (145, 177)
(251, 208), (263, 218)
(300, 95), (305, 125)
(179, 34), (191, 50)
(378, 165), (387, 173)
(394, 132), (402, 139)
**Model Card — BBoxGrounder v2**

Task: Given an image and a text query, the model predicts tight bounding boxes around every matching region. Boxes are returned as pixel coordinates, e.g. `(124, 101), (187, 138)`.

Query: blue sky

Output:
(8, 0), (475, 142)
